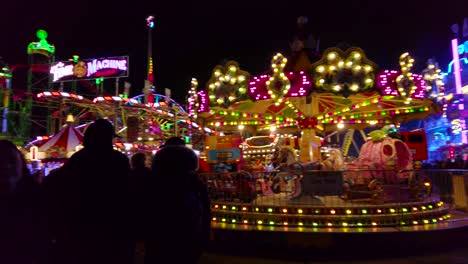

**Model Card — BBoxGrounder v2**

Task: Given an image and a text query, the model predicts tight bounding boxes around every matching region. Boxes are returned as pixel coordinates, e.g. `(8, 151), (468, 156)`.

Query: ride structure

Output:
(188, 18), (451, 230)
(20, 18), (213, 169)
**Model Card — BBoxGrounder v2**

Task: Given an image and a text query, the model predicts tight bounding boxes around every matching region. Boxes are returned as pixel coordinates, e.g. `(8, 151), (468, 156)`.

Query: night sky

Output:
(1, 0), (467, 104)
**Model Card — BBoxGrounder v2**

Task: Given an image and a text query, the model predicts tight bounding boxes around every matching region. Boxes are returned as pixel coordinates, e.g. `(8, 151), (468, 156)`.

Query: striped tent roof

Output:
(39, 124), (84, 152)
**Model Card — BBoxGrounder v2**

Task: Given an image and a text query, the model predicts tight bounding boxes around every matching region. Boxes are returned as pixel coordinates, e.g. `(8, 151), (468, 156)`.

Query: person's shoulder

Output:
(111, 149), (128, 157)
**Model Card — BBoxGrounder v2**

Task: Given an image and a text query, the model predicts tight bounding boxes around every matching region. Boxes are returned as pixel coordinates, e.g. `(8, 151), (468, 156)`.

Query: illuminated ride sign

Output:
(458, 40), (468, 55)
(50, 56), (129, 82)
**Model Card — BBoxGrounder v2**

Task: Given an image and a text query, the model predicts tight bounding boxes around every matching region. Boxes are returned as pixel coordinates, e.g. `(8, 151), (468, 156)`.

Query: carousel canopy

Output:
(39, 124), (84, 152)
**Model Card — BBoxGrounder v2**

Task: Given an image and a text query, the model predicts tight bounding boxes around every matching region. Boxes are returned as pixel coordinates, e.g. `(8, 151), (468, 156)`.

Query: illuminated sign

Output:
(452, 39), (463, 94)
(458, 40), (468, 55)
(50, 56), (129, 82)
(451, 119), (466, 135)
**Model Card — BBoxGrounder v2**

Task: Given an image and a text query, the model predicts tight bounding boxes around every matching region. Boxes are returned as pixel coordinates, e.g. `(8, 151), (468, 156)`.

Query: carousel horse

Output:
(269, 146), (343, 199)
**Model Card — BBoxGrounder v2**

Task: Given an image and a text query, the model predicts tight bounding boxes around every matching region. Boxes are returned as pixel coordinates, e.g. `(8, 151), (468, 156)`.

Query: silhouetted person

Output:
(145, 137), (211, 264)
(0, 140), (45, 264)
(43, 119), (133, 264)
(130, 153), (151, 241)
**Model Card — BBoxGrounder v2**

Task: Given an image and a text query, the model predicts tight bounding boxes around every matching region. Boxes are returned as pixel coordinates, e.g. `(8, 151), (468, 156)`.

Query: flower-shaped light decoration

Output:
(207, 61), (249, 108)
(422, 59), (445, 102)
(311, 47), (377, 97)
(188, 78), (199, 118)
(376, 70), (425, 99)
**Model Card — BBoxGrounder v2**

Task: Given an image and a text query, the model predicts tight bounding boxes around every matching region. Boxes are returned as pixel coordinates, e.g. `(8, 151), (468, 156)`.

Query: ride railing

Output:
(199, 169), (468, 209)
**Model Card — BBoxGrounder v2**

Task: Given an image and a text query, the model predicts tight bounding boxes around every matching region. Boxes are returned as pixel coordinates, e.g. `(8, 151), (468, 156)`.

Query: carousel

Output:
(188, 27), (453, 230)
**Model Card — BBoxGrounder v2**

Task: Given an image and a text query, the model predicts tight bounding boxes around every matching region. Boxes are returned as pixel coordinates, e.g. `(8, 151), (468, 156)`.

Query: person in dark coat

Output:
(130, 152), (151, 240)
(0, 140), (45, 264)
(145, 137), (211, 264)
(43, 119), (134, 264)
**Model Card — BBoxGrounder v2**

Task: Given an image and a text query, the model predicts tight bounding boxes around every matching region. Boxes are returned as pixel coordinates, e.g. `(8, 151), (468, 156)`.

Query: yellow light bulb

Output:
(327, 52), (337, 60)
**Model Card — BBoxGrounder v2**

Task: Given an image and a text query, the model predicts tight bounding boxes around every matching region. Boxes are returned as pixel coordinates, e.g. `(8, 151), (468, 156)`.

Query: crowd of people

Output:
(0, 119), (211, 264)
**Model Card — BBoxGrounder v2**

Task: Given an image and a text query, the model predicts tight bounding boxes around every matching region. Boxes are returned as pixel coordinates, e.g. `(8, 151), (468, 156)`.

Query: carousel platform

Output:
(208, 210), (468, 261)
(211, 193), (450, 228)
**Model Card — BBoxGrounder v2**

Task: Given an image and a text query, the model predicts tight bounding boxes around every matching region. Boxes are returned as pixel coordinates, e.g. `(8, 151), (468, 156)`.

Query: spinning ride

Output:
(190, 34), (450, 228)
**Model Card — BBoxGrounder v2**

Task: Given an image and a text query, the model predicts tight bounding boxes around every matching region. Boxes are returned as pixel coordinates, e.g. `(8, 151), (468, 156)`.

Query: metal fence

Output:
(200, 169), (468, 209)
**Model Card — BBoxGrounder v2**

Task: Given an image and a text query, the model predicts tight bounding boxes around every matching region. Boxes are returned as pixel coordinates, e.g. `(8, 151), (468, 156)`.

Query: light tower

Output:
(25, 29), (55, 141)
(0, 60), (12, 137)
(144, 15), (156, 105)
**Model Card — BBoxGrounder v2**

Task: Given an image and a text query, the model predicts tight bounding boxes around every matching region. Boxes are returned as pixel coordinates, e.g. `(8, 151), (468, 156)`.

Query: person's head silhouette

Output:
(0, 140), (28, 193)
(131, 153), (147, 169)
(161, 137), (185, 148)
(83, 119), (115, 150)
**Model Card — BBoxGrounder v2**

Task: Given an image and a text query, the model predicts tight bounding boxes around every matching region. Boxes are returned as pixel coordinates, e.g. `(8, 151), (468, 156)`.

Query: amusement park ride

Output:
(0, 16), (461, 236)
(185, 17), (453, 230)
(0, 17), (212, 152)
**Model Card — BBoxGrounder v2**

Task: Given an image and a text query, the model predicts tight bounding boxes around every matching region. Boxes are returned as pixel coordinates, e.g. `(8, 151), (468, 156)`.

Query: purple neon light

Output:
(452, 38), (463, 94)
(248, 71), (313, 101)
(376, 70), (426, 99)
(197, 90), (209, 112)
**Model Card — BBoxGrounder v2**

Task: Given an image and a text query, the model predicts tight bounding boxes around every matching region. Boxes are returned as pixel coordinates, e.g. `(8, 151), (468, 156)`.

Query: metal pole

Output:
(2, 78), (10, 134)
(115, 77), (120, 96)
(114, 78), (119, 134)
(174, 112), (178, 137)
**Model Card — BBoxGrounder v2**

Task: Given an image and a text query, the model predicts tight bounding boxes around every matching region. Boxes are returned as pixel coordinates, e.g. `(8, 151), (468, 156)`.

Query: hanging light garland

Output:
(207, 61), (249, 108)
(318, 106), (430, 125)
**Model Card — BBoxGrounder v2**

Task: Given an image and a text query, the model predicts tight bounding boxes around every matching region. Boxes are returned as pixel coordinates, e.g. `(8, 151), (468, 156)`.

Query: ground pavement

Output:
(199, 248), (468, 264)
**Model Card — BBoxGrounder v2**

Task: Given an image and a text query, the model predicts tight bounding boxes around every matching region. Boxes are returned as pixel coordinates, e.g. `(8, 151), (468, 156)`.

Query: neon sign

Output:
(50, 56), (129, 82)
(451, 119), (466, 135)
(452, 39), (463, 94)
(87, 59), (127, 77)
(50, 62), (74, 82)
(458, 40), (468, 55)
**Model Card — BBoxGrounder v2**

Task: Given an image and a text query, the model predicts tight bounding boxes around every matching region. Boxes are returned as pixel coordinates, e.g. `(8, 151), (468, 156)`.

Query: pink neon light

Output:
(247, 72), (313, 101)
(197, 90), (209, 112)
(452, 38), (463, 94)
(376, 70), (425, 98)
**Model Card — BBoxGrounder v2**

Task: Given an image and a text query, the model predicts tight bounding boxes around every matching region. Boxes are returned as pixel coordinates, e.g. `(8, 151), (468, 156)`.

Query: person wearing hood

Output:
(0, 140), (45, 264)
(43, 119), (134, 264)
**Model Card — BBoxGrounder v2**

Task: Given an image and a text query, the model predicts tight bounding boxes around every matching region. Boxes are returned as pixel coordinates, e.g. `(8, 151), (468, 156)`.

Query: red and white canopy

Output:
(39, 124), (84, 152)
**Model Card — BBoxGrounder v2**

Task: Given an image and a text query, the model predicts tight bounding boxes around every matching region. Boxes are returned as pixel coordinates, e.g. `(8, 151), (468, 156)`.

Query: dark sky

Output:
(1, 0), (467, 103)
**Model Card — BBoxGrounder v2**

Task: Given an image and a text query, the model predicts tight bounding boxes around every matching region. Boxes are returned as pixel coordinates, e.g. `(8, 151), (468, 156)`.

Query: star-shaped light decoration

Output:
(207, 61), (249, 108)
(311, 47), (377, 97)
